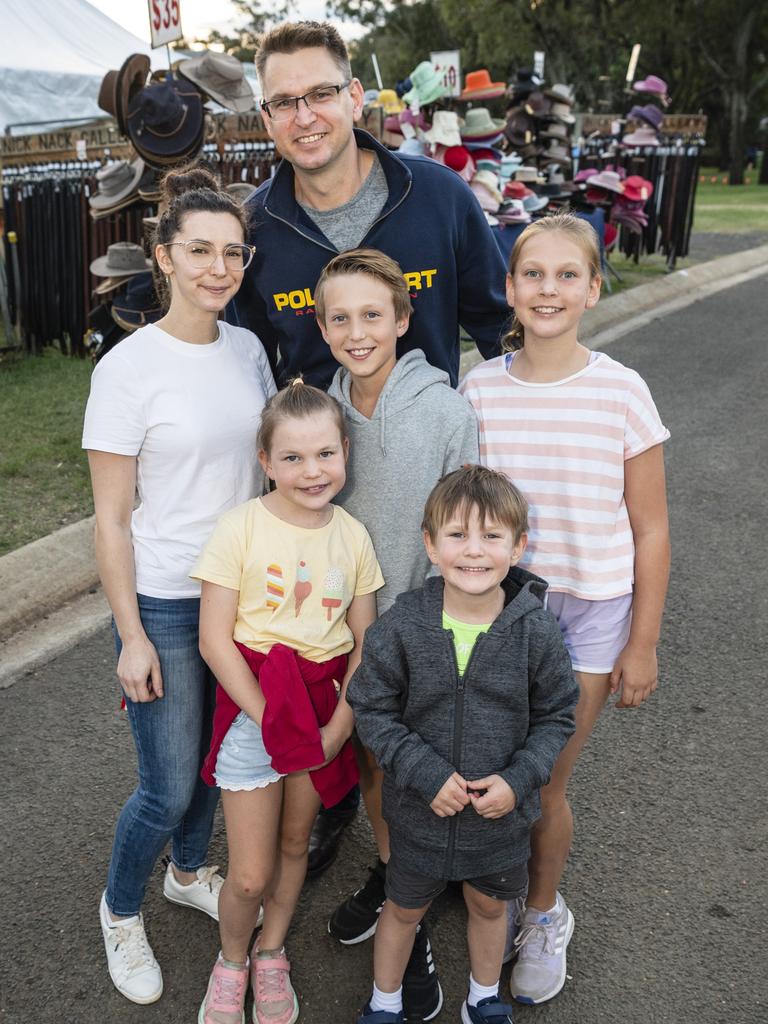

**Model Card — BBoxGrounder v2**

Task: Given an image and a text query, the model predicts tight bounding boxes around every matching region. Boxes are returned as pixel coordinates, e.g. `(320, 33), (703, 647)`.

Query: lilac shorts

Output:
(545, 591), (633, 675)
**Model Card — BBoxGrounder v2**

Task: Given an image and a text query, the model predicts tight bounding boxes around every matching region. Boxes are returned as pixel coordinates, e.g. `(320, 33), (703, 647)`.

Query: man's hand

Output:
(430, 772), (470, 817)
(466, 775), (516, 819)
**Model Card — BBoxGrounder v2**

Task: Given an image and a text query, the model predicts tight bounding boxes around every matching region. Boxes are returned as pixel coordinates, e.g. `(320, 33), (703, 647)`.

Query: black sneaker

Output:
(402, 922), (443, 1022)
(328, 859), (387, 944)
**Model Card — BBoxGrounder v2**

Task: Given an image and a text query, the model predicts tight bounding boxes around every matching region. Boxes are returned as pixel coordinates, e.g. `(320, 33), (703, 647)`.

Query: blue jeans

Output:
(105, 594), (219, 916)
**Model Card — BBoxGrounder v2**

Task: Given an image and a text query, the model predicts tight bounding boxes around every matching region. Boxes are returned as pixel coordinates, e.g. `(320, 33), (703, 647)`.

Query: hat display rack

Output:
(1, 50), (279, 357)
(573, 72), (703, 271)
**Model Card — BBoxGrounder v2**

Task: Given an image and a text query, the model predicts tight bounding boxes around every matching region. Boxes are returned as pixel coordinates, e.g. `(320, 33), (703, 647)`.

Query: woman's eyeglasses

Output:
(164, 241), (256, 271)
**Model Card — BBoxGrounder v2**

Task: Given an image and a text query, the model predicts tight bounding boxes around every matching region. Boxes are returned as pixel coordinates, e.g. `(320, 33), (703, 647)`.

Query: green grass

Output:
(693, 170), (768, 233)
(0, 348), (94, 555)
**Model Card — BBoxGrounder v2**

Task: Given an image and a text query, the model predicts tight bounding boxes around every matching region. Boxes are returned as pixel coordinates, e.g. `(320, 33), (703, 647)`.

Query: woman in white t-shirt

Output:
(82, 167), (276, 1006)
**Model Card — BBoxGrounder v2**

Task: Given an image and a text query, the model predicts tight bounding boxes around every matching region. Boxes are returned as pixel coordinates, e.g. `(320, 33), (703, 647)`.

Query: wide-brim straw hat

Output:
(461, 107), (505, 140)
(623, 128), (660, 147)
(178, 51), (255, 113)
(586, 170), (624, 193)
(403, 61), (448, 107)
(459, 69), (506, 101)
(90, 242), (152, 278)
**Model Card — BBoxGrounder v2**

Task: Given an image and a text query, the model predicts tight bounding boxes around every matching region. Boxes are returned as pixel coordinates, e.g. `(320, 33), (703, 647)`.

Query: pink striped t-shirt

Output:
(459, 352), (670, 600)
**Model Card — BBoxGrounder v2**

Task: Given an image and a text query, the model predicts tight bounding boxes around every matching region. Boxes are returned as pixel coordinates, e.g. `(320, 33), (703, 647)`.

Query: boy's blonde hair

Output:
(422, 465), (529, 544)
(314, 248), (413, 324)
(257, 378), (347, 453)
(503, 213), (601, 351)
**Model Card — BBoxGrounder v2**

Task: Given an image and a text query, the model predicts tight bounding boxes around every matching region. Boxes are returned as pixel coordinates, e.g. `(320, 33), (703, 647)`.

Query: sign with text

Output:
(431, 50), (461, 98)
(148, 0), (183, 48)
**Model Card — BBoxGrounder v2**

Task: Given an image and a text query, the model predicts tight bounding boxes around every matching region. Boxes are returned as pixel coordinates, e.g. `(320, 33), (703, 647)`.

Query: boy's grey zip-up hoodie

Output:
(328, 349), (479, 614)
(347, 569), (578, 879)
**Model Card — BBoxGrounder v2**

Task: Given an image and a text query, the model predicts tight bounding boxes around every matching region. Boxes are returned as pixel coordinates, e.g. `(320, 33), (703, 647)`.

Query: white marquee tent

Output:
(0, 0), (167, 135)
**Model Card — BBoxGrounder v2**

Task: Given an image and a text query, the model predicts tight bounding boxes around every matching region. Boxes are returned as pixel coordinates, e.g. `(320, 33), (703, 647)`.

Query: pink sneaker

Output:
(251, 947), (299, 1024)
(199, 957), (249, 1024)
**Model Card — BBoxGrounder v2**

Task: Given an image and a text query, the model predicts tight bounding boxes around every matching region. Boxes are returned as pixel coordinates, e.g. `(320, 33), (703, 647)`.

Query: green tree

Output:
(196, 0), (295, 62)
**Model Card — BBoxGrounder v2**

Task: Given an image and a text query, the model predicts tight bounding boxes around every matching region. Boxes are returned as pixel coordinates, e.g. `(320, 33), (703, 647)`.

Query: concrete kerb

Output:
(2, 242), (767, 687)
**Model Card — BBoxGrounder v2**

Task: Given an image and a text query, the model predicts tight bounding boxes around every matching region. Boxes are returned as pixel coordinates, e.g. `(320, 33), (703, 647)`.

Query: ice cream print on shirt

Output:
(265, 560), (344, 622)
(266, 564), (285, 610)
(294, 560), (312, 616)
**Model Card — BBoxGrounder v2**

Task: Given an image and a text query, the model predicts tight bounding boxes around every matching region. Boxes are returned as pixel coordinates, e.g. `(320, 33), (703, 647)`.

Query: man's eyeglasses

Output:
(261, 81), (352, 122)
(164, 241), (256, 271)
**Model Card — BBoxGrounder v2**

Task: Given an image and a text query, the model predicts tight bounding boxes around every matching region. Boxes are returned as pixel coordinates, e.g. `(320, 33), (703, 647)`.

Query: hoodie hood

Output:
(328, 349), (449, 454)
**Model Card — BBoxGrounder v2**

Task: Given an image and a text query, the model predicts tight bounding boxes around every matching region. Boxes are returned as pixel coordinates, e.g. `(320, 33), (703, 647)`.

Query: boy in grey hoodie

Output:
(316, 249), (479, 1018)
(347, 466), (577, 1024)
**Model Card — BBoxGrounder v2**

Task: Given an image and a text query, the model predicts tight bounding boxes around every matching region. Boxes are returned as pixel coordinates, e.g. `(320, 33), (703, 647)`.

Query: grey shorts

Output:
(385, 846), (528, 910)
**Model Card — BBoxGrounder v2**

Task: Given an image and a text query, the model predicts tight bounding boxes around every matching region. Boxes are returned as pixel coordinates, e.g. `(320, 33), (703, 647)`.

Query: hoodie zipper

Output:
(444, 630), (484, 876)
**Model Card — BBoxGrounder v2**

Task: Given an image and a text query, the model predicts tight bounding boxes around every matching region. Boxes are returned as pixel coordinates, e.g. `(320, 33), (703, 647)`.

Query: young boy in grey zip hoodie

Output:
(347, 466), (578, 1024)
(315, 249), (479, 1013)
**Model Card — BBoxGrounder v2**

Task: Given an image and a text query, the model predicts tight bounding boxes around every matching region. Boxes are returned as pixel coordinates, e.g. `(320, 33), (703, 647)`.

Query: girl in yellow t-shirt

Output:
(192, 381), (383, 1024)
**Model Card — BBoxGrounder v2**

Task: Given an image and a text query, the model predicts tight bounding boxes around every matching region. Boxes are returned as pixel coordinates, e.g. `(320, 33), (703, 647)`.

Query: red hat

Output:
(622, 175), (654, 202)
(503, 180), (533, 200)
(459, 69), (506, 101)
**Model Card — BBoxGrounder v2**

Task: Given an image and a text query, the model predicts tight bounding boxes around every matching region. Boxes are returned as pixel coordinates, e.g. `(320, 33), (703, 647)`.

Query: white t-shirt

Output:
(82, 321), (277, 599)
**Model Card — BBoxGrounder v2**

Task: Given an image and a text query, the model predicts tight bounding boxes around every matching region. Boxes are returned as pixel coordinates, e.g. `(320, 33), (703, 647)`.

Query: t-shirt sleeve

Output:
(81, 352), (145, 455)
(623, 372), (671, 458)
(353, 525), (385, 597)
(191, 506), (248, 590)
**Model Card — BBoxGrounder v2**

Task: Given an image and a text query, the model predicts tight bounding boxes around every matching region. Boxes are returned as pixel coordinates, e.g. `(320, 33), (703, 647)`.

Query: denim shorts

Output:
(214, 710), (285, 792)
(546, 591), (633, 675)
(385, 846), (528, 909)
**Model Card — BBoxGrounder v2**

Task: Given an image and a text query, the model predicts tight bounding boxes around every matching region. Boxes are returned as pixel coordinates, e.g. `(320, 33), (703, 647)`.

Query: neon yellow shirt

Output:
(442, 611), (492, 676)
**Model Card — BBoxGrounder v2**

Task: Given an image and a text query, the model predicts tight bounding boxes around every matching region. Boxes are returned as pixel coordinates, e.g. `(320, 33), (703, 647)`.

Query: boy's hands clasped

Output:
(430, 772), (516, 819)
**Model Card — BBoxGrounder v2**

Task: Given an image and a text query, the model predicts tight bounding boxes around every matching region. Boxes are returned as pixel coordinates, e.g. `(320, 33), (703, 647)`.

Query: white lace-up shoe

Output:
(509, 891), (574, 1004)
(99, 891), (163, 1004)
(163, 863), (225, 921)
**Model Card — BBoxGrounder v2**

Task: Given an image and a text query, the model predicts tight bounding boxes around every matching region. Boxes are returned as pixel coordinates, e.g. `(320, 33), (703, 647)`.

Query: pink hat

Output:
(586, 170), (624, 194)
(633, 74), (670, 107)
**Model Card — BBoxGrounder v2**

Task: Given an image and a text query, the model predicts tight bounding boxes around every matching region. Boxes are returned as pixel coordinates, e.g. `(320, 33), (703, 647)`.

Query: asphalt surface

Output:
(2, 276), (767, 1024)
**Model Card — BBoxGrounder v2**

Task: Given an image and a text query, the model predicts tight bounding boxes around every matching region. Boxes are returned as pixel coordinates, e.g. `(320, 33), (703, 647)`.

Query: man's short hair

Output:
(255, 21), (352, 84)
(422, 465), (529, 544)
(314, 248), (413, 324)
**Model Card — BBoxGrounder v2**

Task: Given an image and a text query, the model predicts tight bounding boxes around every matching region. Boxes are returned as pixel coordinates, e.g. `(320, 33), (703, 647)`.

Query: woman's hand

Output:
(117, 635), (164, 702)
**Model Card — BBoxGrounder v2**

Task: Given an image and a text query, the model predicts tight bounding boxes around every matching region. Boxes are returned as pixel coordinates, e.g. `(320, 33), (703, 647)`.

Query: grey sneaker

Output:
(509, 892), (574, 1004)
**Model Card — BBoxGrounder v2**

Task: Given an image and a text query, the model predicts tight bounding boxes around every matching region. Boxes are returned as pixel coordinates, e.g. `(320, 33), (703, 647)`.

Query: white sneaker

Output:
(163, 863), (263, 927)
(509, 891), (574, 1004)
(163, 862), (224, 921)
(99, 891), (163, 1004)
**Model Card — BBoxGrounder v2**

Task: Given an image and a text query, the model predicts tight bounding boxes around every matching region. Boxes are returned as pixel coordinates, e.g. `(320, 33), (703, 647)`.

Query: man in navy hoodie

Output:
(232, 20), (509, 390)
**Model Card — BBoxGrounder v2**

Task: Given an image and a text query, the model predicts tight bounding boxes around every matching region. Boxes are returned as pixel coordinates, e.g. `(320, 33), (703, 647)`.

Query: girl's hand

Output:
(611, 642), (658, 708)
(466, 775), (517, 819)
(117, 635), (164, 703)
(310, 723), (345, 770)
(430, 772), (470, 817)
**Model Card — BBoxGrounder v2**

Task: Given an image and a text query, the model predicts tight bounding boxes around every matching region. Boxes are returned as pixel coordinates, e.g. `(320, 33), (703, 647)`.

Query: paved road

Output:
(2, 276), (767, 1024)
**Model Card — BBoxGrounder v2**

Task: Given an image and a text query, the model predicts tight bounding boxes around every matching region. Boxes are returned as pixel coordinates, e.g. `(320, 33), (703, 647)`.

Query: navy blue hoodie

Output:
(230, 130), (509, 389)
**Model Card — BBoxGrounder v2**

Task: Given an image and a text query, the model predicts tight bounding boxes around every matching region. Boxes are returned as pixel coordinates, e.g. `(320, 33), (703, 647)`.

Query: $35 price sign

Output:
(148, 0), (183, 48)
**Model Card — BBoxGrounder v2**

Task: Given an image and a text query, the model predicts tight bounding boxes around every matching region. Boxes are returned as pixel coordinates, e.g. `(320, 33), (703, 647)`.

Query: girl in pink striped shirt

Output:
(460, 214), (670, 1006)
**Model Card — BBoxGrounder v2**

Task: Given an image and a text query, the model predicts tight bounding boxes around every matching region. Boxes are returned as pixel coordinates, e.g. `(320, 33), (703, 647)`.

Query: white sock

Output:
(369, 983), (403, 1013)
(468, 975), (499, 1007)
(527, 897), (559, 919)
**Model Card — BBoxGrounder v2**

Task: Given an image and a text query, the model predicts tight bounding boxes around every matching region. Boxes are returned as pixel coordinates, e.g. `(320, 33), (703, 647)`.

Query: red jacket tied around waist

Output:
(202, 642), (358, 808)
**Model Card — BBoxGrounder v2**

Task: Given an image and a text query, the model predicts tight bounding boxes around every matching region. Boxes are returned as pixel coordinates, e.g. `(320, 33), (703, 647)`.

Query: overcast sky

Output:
(88, 0), (364, 43)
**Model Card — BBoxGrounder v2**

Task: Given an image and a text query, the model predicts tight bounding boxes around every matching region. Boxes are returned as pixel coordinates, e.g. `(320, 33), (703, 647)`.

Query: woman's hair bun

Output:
(161, 165), (221, 201)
